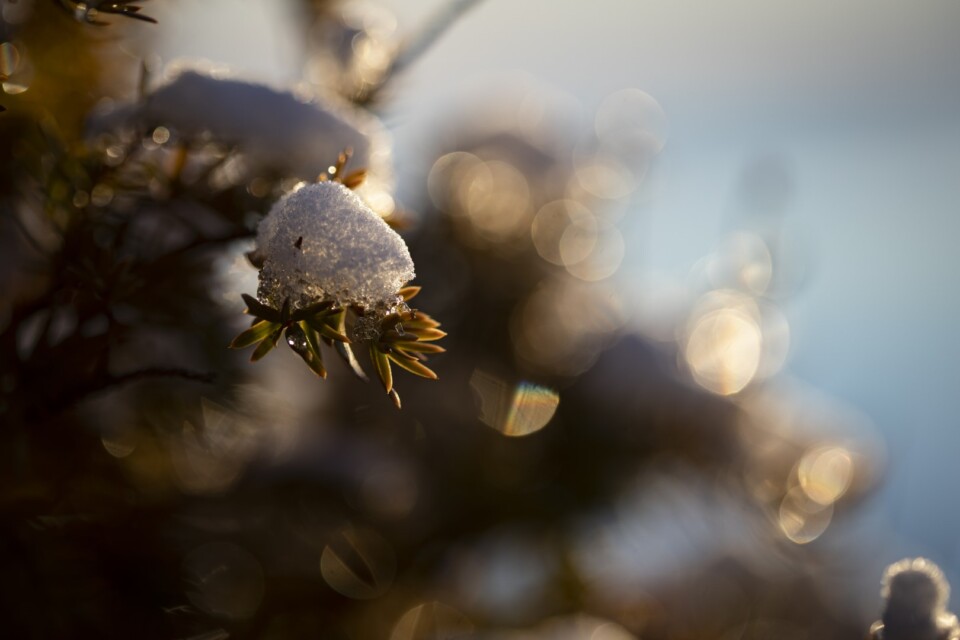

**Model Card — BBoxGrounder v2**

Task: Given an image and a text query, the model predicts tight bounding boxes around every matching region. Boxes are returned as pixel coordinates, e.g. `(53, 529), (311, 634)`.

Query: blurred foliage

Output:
(0, 1), (882, 638)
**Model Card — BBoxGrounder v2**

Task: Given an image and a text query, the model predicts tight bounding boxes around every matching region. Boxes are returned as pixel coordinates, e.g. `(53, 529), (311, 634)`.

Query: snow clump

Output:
(88, 65), (396, 216)
(872, 557), (959, 640)
(256, 181), (414, 312)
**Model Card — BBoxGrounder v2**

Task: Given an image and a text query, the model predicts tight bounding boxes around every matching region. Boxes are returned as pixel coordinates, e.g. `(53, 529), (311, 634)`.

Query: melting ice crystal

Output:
(256, 182), (414, 311)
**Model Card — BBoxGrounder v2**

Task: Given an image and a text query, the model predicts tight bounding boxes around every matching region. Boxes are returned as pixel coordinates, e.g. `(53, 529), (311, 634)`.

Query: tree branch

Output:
(50, 367), (216, 414)
(361, 0), (484, 107)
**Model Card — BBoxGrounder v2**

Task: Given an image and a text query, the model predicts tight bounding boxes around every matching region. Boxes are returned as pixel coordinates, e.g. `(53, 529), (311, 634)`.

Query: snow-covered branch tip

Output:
(230, 158), (444, 408)
(870, 557), (960, 640)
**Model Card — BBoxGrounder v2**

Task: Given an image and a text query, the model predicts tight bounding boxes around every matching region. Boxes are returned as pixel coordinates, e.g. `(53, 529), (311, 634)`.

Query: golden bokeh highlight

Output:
(685, 306), (762, 396)
(565, 227), (625, 282)
(531, 199), (598, 266)
(168, 398), (258, 496)
(358, 175), (396, 220)
(427, 151), (475, 210)
(151, 126), (171, 145)
(471, 370), (560, 437)
(708, 232), (774, 295)
(682, 288), (791, 394)
(90, 183), (114, 207)
(595, 88), (669, 156)
(389, 601), (474, 640)
(428, 151), (535, 245)
(345, 3), (396, 87)
(427, 151), (548, 250)
(1, 41), (28, 95)
(797, 446), (854, 506)
(511, 280), (626, 376)
(100, 426), (138, 459)
(574, 154), (636, 200)
(591, 621), (639, 640)
(351, 35), (393, 86)
(0, 42), (20, 79)
(320, 528), (396, 599)
(461, 160), (531, 241)
(305, 1), (398, 98)
(778, 486), (834, 544)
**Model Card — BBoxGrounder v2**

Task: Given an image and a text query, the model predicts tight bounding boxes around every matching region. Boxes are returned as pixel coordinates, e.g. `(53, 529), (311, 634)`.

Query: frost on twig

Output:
(256, 181), (413, 312)
(870, 558), (960, 640)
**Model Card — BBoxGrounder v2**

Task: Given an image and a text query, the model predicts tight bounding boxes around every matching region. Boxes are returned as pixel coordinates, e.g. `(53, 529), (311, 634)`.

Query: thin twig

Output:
(107, 367), (217, 386)
(151, 228), (256, 265)
(51, 366), (216, 413)
(361, 0), (485, 107)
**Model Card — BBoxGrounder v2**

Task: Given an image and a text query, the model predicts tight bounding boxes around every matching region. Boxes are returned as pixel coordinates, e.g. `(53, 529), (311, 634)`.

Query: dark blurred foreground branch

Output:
(53, 367), (216, 413)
